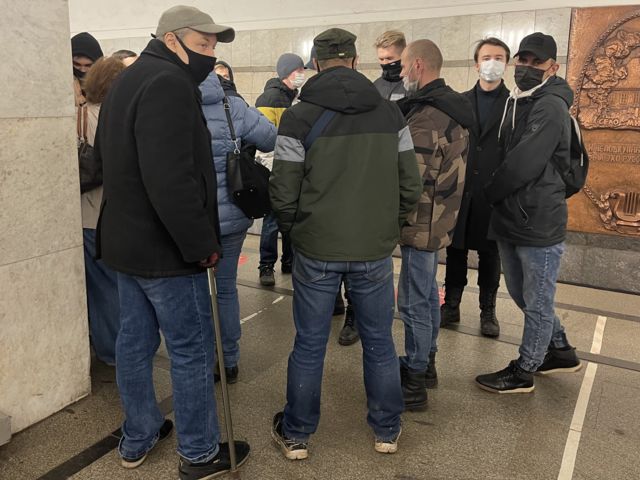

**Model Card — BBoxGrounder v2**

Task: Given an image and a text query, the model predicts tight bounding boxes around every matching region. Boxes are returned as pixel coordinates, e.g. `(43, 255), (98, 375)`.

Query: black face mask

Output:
(381, 60), (402, 82)
(73, 68), (86, 79)
(176, 36), (216, 84)
(514, 65), (546, 91)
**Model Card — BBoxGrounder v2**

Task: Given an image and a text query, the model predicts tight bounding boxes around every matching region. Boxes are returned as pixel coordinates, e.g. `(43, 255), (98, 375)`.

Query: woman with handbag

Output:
(200, 69), (277, 383)
(79, 56), (126, 366)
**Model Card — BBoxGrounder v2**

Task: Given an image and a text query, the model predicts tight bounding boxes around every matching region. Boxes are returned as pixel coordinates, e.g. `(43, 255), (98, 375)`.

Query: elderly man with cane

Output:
(94, 5), (248, 479)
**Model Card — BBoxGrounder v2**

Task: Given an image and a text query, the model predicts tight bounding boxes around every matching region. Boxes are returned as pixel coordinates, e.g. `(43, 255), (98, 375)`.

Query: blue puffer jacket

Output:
(200, 73), (277, 237)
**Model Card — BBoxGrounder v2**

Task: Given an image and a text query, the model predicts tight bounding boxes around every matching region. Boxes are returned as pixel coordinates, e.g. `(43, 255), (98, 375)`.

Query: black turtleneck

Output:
(475, 83), (503, 128)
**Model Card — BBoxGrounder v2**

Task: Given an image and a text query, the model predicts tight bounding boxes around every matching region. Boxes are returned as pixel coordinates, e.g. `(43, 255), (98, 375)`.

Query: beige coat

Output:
(78, 102), (103, 229)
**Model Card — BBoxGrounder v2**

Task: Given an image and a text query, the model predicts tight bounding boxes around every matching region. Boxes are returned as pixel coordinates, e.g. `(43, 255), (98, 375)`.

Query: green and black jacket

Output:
(269, 66), (422, 262)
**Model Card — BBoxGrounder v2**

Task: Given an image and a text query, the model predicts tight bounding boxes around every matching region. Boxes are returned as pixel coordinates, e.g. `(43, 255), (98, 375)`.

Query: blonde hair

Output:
(374, 30), (407, 50)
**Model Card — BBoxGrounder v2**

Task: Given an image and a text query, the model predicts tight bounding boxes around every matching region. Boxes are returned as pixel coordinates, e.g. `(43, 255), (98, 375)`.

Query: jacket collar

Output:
(141, 39), (196, 83)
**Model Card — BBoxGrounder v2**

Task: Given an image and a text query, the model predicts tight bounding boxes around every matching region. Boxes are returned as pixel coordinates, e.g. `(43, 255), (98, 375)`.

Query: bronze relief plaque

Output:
(567, 6), (640, 236)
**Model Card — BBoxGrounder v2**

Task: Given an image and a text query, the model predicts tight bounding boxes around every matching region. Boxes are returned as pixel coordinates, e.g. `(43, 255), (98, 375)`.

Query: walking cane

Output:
(206, 267), (240, 478)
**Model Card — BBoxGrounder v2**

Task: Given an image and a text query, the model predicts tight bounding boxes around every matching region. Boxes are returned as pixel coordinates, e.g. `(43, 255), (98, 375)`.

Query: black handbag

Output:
(223, 96), (271, 219)
(77, 104), (102, 193)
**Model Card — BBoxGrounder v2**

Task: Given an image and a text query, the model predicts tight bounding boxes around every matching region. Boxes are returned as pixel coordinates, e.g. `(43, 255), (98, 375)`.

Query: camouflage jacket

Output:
(397, 79), (474, 251)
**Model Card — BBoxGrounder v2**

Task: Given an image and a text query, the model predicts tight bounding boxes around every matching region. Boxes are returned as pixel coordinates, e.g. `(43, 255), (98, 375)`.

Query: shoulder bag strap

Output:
(222, 96), (240, 154)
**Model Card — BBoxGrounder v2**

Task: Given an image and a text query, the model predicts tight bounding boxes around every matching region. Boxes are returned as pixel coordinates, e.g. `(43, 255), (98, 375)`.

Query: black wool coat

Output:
(450, 82), (509, 252)
(95, 39), (221, 278)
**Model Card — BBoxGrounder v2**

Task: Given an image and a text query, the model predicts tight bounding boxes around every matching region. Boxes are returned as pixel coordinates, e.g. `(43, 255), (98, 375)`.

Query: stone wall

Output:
(0, 1), (91, 433)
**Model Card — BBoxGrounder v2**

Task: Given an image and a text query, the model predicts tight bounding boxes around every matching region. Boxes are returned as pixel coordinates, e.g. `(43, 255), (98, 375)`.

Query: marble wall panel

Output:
(356, 22), (388, 64)
(386, 20), (414, 44)
(412, 17), (442, 45)
(442, 67), (470, 93)
(0, 117), (83, 266)
(232, 31), (252, 67)
(291, 28), (316, 61)
(468, 14), (504, 59)
(0, 247), (90, 433)
(251, 30), (276, 66)
(129, 36), (151, 56)
(215, 42), (233, 64)
(501, 11), (536, 59)
(440, 16), (472, 61)
(233, 72), (253, 97)
(252, 71), (276, 96)
(534, 8), (572, 57)
(0, 1), (75, 119)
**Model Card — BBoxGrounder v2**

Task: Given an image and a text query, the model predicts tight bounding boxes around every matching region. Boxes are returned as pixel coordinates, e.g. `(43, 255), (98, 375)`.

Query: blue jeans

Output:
(398, 246), (440, 373)
(217, 230), (247, 368)
(498, 241), (570, 372)
(116, 272), (220, 463)
(282, 251), (403, 442)
(259, 213), (292, 267)
(83, 228), (120, 365)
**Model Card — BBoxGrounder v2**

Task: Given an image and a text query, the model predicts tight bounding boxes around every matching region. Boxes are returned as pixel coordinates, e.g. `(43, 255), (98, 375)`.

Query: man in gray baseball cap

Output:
(94, 5), (249, 480)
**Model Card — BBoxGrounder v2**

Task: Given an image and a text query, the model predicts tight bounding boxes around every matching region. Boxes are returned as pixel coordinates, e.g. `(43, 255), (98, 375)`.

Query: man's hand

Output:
(199, 252), (220, 269)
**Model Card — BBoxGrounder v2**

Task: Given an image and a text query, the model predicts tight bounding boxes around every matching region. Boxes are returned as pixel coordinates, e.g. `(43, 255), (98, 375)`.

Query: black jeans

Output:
(444, 246), (500, 292)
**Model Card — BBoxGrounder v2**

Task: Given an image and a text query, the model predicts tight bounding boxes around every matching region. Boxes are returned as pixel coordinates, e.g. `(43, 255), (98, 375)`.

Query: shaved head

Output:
(405, 39), (443, 74)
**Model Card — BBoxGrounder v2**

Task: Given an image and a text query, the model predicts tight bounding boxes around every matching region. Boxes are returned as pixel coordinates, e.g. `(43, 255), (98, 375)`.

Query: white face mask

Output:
(402, 64), (419, 94)
(479, 59), (506, 83)
(292, 72), (306, 88)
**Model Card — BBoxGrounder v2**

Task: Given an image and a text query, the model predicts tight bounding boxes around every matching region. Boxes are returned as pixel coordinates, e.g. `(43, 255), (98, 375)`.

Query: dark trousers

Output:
(444, 246), (501, 293)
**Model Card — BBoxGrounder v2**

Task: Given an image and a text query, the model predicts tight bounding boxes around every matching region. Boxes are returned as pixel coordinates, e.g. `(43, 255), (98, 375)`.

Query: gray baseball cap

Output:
(155, 5), (235, 43)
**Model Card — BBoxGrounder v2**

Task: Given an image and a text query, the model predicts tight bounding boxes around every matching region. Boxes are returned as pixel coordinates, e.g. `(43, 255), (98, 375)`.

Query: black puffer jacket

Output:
(95, 39), (221, 277)
(485, 76), (573, 247)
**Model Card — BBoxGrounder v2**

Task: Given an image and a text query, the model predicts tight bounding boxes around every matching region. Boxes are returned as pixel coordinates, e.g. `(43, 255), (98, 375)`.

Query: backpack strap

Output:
(569, 115), (584, 167)
(303, 109), (337, 151)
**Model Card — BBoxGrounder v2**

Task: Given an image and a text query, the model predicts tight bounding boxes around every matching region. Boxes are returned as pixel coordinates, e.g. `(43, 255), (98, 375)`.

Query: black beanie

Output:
(71, 32), (104, 61)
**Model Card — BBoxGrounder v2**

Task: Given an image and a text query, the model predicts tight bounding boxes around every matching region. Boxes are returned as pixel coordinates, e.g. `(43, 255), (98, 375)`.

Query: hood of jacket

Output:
(530, 75), (574, 106)
(399, 79), (474, 129)
(200, 72), (224, 105)
(263, 77), (297, 103)
(216, 60), (234, 82)
(299, 66), (381, 114)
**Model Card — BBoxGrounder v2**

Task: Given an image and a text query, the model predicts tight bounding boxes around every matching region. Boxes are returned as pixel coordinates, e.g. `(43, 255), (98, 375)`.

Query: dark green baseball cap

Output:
(314, 28), (357, 61)
(155, 5), (235, 43)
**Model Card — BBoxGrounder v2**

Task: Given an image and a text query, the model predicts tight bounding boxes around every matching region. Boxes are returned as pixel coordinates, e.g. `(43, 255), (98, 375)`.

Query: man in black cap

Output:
(475, 32), (582, 394)
(95, 5), (249, 479)
(269, 27), (422, 460)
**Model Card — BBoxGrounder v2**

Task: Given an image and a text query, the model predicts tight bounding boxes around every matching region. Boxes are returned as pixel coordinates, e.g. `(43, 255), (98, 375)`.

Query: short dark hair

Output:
(473, 37), (511, 63)
(112, 49), (137, 60)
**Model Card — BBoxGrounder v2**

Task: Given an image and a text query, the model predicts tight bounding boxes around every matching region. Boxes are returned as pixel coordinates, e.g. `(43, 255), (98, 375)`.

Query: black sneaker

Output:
(536, 347), (582, 375)
(178, 441), (251, 480)
(281, 263), (292, 274)
(271, 412), (308, 460)
(259, 266), (275, 286)
(121, 419), (174, 469)
(214, 365), (239, 385)
(475, 360), (535, 394)
(440, 304), (460, 327)
(338, 307), (359, 346)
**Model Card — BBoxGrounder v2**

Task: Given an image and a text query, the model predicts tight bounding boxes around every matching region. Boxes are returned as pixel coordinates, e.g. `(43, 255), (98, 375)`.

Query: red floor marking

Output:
(238, 254), (248, 266)
(439, 288), (445, 306)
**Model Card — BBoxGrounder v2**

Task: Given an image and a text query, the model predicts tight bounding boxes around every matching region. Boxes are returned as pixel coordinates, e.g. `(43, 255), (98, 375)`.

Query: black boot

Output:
(479, 288), (500, 337)
(338, 306), (359, 345)
(425, 352), (438, 389)
(440, 287), (463, 327)
(400, 364), (428, 411)
(536, 346), (582, 375)
(475, 360), (534, 394)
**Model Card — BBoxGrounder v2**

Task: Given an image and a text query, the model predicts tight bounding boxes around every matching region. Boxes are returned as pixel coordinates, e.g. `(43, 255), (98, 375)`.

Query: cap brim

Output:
(192, 23), (235, 43)
(514, 48), (552, 62)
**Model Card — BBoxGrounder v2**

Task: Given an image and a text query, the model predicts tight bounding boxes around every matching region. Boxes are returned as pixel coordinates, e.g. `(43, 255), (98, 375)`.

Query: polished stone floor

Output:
(2, 234), (639, 480)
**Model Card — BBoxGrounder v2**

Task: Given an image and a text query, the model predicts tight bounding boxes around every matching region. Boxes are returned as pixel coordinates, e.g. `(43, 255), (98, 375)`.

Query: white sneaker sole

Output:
(536, 362), (583, 376)
(375, 428), (401, 454)
(271, 431), (308, 460)
(476, 382), (535, 394)
(121, 454), (148, 469)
